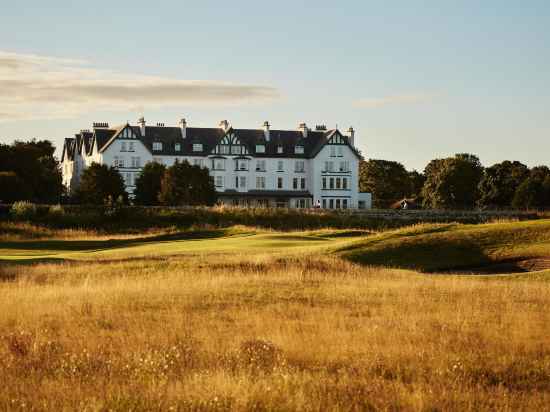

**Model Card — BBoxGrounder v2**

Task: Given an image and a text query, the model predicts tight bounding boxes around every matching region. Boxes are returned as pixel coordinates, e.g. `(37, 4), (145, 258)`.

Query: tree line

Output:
(2, 140), (549, 209)
(360, 154), (550, 209)
(74, 161), (217, 206)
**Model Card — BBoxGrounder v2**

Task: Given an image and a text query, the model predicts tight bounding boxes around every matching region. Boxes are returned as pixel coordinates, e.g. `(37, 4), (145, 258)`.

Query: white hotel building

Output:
(61, 118), (372, 209)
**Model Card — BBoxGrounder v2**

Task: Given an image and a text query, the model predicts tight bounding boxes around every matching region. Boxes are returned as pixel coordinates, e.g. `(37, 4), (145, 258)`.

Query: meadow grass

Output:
(0, 221), (550, 410)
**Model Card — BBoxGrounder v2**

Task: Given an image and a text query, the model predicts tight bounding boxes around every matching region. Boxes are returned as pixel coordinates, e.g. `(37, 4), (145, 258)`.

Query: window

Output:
(343, 199), (348, 209)
(239, 176), (246, 189)
(153, 142), (162, 151)
(193, 158), (203, 167)
(298, 199), (306, 208)
(295, 160), (305, 172)
(256, 176), (266, 189)
(193, 143), (203, 152)
(337, 146), (343, 157)
(256, 160), (266, 171)
(219, 145), (230, 154)
(336, 178), (341, 189)
(175, 143), (181, 152)
(330, 146), (336, 157)
(329, 199), (334, 209)
(300, 178), (306, 190)
(121, 141), (127, 152)
(277, 145), (283, 154)
(293, 178), (298, 190)
(131, 156), (141, 168)
(277, 177), (283, 189)
(213, 159), (225, 170)
(231, 145), (241, 155)
(322, 177), (327, 189)
(129, 141), (134, 152)
(236, 159), (248, 171)
(343, 178), (348, 190)
(277, 160), (284, 171)
(294, 145), (304, 154)
(322, 199), (327, 209)
(336, 199), (341, 209)
(215, 176), (224, 187)
(256, 144), (265, 153)
(113, 156), (124, 168)
(329, 178), (334, 189)
(325, 161), (334, 172)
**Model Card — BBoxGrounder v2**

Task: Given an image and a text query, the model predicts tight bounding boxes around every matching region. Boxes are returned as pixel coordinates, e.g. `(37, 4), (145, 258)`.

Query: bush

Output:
(10, 201), (38, 220)
(48, 204), (65, 217)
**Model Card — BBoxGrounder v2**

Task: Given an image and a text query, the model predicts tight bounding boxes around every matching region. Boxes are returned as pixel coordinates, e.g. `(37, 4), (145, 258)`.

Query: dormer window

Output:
(277, 145), (283, 154)
(294, 145), (304, 154)
(153, 142), (162, 151)
(193, 143), (203, 152)
(175, 143), (181, 152)
(231, 145), (241, 155)
(256, 144), (265, 153)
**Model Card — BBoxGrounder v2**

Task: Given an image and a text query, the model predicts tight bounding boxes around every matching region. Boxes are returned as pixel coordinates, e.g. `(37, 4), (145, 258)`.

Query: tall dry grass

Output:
(0, 254), (549, 410)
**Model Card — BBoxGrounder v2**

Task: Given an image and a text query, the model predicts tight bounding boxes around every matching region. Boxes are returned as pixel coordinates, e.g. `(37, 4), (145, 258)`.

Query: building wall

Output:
(62, 129), (369, 209)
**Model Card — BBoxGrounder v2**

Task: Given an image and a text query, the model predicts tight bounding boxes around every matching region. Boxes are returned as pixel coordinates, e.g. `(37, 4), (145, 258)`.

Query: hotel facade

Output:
(61, 118), (371, 209)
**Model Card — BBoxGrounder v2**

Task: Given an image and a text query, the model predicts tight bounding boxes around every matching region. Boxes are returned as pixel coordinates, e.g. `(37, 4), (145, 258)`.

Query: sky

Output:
(0, 0), (549, 171)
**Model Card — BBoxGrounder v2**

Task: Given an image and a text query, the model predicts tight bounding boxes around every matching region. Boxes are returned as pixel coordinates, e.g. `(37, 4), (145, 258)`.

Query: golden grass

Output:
(1, 251), (550, 411)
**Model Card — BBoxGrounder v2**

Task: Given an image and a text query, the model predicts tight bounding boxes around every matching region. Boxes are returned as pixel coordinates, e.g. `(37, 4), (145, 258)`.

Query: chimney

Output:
(347, 126), (355, 147)
(219, 119), (230, 131)
(93, 122), (109, 129)
(298, 122), (308, 138)
(138, 117), (146, 136)
(178, 118), (187, 139)
(263, 121), (270, 141)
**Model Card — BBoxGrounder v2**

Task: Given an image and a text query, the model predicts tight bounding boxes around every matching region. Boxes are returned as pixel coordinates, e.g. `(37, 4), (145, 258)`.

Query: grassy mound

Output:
(338, 219), (550, 272)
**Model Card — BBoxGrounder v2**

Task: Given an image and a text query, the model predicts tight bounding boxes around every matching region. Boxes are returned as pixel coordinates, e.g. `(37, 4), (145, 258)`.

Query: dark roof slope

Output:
(65, 123), (362, 160)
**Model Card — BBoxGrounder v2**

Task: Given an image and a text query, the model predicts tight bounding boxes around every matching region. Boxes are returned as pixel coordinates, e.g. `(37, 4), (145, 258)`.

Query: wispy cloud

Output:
(354, 93), (440, 108)
(0, 51), (279, 122)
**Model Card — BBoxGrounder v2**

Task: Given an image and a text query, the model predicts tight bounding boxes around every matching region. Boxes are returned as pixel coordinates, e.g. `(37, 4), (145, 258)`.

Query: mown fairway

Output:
(1, 220), (550, 411)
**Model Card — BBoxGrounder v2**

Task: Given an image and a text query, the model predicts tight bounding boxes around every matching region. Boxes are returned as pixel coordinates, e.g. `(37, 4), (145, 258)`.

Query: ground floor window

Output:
(323, 197), (351, 209)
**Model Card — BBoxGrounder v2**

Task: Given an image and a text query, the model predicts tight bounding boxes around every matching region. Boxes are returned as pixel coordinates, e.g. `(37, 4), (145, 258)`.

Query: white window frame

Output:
(256, 144), (265, 153)
(193, 143), (203, 152)
(294, 145), (304, 154)
(153, 142), (162, 151)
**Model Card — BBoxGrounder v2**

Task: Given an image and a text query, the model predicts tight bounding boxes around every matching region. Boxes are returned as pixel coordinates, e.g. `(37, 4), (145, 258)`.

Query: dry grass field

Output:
(1, 220), (550, 411)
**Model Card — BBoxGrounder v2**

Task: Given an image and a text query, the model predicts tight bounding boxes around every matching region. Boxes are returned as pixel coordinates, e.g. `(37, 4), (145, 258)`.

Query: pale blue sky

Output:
(0, 0), (548, 170)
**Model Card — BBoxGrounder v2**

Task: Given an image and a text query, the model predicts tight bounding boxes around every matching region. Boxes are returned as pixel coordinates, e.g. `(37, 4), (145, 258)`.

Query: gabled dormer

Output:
(212, 131), (250, 156)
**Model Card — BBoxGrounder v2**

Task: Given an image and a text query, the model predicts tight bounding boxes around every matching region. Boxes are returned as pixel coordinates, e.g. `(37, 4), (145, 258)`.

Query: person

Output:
(401, 200), (408, 210)
(315, 199), (321, 208)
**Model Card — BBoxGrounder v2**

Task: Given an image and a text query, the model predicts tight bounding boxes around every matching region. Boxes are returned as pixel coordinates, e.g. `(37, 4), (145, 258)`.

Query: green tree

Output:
(133, 162), (167, 205)
(512, 166), (550, 209)
(477, 161), (529, 209)
(75, 163), (128, 205)
(422, 154), (484, 209)
(158, 160), (216, 206)
(0, 172), (31, 203)
(0, 139), (62, 203)
(359, 159), (412, 208)
(408, 170), (426, 199)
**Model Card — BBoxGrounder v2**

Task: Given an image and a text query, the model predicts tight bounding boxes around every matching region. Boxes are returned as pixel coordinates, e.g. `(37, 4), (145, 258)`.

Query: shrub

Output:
(48, 204), (65, 217)
(10, 201), (38, 220)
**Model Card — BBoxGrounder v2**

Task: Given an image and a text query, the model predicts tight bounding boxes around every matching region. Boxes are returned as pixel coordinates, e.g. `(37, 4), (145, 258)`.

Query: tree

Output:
(512, 166), (550, 209)
(0, 139), (63, 203)
(75, 163), (128, 205)
(359, 159), (412, 208)
(133, 162), (167, 205)
(0, 172), (31, 203)
(422, 154), (484, 209)
(408, 170), (426, 199)
(477, 161), (529, 209)
(158, 160), (217, 206)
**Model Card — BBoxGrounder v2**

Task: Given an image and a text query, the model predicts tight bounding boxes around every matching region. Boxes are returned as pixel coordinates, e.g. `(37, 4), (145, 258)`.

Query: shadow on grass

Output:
(0, 229), (229, 253)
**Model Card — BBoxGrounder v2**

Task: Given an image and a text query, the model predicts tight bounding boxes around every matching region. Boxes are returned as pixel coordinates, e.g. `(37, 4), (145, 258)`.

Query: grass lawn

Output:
(0, 220), (550, 410)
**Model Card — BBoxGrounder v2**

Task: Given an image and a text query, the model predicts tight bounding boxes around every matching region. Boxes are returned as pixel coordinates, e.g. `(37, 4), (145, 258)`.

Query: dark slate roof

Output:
(62, 123), (362, 160)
